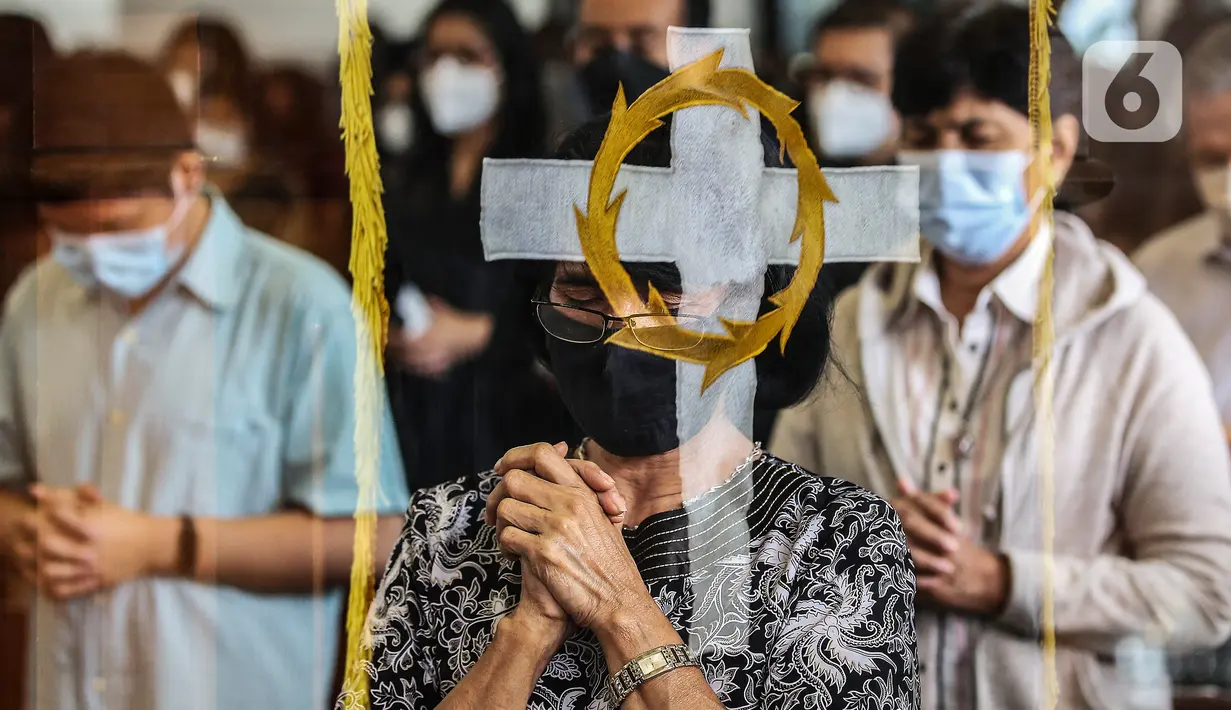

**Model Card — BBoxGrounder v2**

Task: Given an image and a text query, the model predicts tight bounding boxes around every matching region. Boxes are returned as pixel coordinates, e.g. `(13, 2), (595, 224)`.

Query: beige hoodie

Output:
(772, 212), (1231, 709)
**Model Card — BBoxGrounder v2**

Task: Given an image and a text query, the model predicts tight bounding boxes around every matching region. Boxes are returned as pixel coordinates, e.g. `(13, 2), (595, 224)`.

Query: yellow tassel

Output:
(336, 0), (388, 707)
(1030, 1), (1059, 708)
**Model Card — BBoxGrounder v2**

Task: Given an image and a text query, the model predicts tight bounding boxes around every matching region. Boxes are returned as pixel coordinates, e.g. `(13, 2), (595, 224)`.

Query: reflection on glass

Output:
(535, 300), (709, 351)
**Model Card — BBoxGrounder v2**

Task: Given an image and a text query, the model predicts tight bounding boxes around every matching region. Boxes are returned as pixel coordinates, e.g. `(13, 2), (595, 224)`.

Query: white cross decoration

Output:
(480, 26), (919, 436)
(479, 27), (920, 653)
(482, 26), (917, 291)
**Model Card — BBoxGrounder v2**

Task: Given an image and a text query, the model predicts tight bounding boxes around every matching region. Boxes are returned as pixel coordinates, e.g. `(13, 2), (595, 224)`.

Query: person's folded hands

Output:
(489, 443), (652, 633)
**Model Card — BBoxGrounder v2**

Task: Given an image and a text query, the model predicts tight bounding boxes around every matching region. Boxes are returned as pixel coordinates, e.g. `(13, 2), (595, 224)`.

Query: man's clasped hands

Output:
(6, 484), (178, 600)
(889, 479), (1010, 616)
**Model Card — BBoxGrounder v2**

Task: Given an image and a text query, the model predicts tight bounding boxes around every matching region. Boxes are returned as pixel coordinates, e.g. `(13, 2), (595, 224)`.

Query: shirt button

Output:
(108, 409), (125, 426)
(121, 328), (138, 345)
(983, 504), (998, 522)
(92, 677), (107, 693)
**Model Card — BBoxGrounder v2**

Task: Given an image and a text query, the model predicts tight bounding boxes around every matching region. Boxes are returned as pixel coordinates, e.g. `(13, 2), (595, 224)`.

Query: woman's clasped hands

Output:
(484, 443), (649, 643)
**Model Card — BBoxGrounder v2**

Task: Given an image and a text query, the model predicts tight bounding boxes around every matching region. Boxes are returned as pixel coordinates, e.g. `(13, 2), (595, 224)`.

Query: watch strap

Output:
(606, 644), (700, 708)
(177, 516), (197, 578)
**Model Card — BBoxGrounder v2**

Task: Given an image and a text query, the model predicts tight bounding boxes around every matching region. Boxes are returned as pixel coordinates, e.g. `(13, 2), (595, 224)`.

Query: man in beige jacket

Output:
(773, 8), (1231, 710)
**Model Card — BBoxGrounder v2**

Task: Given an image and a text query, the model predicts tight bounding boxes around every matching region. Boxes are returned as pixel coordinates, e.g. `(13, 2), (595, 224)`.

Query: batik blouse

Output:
(344, 454), (920, 710)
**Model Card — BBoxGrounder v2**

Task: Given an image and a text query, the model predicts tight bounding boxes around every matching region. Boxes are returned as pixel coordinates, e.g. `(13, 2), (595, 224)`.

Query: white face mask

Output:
(168, 70), (196, 109)
(1195, 163), (1231, 218)
(196, 121), (249, 168)
(378, 103), (415, 154)
(50, 175), (197, 298)
(420, 57), (501, 136)
(807, 80), (897, 160)
(898, 149), (1039, 266)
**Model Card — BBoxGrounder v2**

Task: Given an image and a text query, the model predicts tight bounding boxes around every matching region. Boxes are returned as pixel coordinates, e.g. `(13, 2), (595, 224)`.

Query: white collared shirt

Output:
(886, 228), (1050, 710)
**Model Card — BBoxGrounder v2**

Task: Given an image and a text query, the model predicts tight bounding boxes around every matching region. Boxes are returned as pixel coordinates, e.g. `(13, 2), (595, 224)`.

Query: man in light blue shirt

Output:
(0, 52), (409, 709)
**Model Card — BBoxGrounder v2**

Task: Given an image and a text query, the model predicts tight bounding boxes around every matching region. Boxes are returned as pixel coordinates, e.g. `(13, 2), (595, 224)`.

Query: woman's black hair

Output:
(516, 116), (835, 411)
(891, 4), (1081, 121)
(408, 0), (547, 165)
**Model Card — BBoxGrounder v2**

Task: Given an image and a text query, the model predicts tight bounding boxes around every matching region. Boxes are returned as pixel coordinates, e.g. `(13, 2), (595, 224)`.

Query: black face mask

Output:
(546, 337), (679, 457)
(579, 47), (671, 117)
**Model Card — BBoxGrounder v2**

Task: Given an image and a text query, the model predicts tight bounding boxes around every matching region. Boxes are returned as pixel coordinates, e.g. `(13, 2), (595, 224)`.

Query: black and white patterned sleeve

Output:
(337, 497), (442, 710)
(766, 484), (920, 710)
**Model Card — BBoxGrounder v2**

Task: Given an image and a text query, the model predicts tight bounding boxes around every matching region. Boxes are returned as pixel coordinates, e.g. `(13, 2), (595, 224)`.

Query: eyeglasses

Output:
(533, 299), (708, 352)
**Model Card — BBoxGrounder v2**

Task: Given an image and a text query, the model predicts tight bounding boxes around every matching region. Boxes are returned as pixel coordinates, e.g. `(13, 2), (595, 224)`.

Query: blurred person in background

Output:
(158, 17), (257, 193)
(772, 7), (1231, 709)
(1136, 22), (1231, 439)
(534, 17), (587, 143)
(0, 14), (54, 301)
(782, 0), (919, 340)
(245, 65), (351, 273)
(375, 40), (418, 163)
(797, 0), (916, 170)
(385, 0), (574, 490)
(1135, 29), (1231, 700)
(375, 40), (421, 198)
(761, 0), (917, 439)
(1080, 6), (1231, 254)
(251, 66), (332, 192)
(0, 52), (409, 710)
(568, 0), (707, 124)
(160, 15), (253, 116)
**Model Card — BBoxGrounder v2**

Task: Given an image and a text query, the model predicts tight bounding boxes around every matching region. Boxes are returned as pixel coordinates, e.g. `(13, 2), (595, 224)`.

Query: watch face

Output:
(637, 653), (669, 676)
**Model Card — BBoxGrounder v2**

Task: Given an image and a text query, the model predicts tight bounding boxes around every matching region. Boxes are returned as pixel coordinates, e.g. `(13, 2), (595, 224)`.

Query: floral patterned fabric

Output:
(342, 455), (920, 710)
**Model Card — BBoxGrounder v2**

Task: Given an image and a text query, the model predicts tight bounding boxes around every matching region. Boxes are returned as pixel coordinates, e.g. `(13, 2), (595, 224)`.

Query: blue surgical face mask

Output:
(50, 195), (194, 298)
(898, 149), (1038, 266)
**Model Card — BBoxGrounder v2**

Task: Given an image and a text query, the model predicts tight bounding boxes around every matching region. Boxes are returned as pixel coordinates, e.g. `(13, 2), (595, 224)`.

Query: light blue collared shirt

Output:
(0, 196), (409, 710)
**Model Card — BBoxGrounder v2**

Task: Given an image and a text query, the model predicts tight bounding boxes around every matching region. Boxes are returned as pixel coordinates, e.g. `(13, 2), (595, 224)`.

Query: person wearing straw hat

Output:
(0, 53), (410, 710)
(773, 6), (1231, 710)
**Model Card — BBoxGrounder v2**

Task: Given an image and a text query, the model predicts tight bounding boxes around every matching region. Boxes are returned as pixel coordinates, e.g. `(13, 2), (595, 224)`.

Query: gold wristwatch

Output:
(605, 644), (701, 708)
